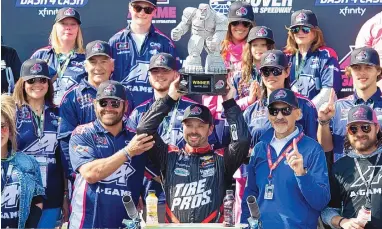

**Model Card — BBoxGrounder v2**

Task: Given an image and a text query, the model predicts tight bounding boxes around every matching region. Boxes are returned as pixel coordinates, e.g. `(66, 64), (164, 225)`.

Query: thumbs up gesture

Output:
(318, 88), (336, 122)
(286, 138), (306, 176)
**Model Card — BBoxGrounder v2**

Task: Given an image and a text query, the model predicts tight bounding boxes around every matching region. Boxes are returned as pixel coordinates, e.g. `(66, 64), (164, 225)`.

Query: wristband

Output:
(318, 119), (330, 126)
(122, 147), (132, 161)
(338, 217), (346, 228)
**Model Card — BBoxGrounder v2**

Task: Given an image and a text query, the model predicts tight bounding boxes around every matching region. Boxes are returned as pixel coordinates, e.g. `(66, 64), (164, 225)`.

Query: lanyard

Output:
(32, 107), (45, 142)
(1, 163), (14, 196)
(354, 153), (381, 204)
(295, 52), (306, 81)
(267, 132), (304, 181)
(55, 50), (74, 85)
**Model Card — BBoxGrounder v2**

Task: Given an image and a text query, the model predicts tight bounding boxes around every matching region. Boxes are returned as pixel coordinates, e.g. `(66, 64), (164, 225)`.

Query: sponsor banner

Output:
(210, 0), (294, 15)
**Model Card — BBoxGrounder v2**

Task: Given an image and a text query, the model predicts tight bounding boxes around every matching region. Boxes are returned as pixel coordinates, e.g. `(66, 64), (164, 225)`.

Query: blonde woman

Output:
(285, 9), (341, 109)
(1, 94), (45, 229)
(31, 7), (86, 106)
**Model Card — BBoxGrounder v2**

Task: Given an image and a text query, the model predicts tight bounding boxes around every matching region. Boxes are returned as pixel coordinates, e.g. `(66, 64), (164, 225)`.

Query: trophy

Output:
(171, 3), (228, 95)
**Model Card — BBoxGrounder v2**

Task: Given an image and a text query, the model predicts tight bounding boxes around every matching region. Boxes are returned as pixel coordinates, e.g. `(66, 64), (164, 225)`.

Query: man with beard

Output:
(321, 105), (382, 229)
(136, 78), (250, 223)
(241, 88), (330, 229)
(68, 80), (155, 229)
(318, 47), (382, 164)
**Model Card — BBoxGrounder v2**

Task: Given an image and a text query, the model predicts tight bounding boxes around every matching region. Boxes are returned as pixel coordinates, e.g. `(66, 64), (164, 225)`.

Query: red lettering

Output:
(342, 74), (353, 87)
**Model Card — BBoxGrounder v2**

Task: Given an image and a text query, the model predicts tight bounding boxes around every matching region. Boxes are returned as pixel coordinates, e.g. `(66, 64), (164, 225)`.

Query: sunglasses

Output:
(290, 26), (311, 34)
(261, 67), (283, 77)
(268, 106), (294, 116)
(231, 21), (252, 28)
(1, 122), (8, 133)
(26, 77), (48, 85)
(98, 99), (122, 108)
(131, 4), (155, 14)
(347, 124), (372, 135)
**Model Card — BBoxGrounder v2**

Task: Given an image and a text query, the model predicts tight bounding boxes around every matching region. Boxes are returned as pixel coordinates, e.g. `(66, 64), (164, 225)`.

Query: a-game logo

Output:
(210, 0), (293, 15)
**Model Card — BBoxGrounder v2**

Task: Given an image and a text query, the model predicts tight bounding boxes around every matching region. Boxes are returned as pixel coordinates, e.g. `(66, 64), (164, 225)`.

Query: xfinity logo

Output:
(339, 7), (366, 16)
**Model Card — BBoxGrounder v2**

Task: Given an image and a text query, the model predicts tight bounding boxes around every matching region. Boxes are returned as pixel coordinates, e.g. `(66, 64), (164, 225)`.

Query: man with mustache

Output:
(136, 78), (250, 223)
(241, 88), (330, 228)
(321, 105), (382, 229)
(68, 80), (155, 228)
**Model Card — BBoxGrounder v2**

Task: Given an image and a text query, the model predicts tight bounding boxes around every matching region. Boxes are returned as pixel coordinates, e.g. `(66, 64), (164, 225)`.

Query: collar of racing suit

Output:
(353, 87), (381, 105)
(184, 144), (212, 154)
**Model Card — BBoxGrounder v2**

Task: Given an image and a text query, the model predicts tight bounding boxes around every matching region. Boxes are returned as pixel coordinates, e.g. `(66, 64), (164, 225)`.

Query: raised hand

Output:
(286, 138), (305, 176)
(168, 75), (182, 101)
(126, 134), (155, 157)
(222, 81), (235, 101)
(340, 218), (365, 229)
(318, 88), (336, 122)
(248, 81), (261, 105)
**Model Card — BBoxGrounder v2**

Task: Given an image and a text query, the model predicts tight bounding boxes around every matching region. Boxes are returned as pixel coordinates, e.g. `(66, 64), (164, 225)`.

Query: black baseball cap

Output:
(247, 26), (275, 44)
(96, 80), (126, 101)
(182, 104), (213, 125)
(268, 88), (299, 109)
(347, 105), (378, 125)
(86, 40), (111, 60)
(130, 0), (156, 7)
(228, 1), (255, 24)
(21, 59), (50, 80)
(260, 50), (289, 70)
(149, 53), (176, 71)
(350, 47), (380, 66)
(290, 9), (318, 28)
(55, 8), (81, 24)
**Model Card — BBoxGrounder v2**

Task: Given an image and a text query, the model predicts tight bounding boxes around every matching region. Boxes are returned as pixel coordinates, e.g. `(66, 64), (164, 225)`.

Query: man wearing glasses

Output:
(68, 80), (155, 228)
(321, 105), (382, 229)
(241, 88), (330, 229)
(109, 0), (177, 108)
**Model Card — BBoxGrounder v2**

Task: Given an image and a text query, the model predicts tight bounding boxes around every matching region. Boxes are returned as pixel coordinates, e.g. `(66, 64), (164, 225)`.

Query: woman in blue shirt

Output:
(1, 94), (45, 229)
(13, 59), (67, 228)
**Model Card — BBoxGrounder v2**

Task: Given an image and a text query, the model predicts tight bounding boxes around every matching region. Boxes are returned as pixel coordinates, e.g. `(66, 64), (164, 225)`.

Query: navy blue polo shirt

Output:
(1, 160), (20, 228)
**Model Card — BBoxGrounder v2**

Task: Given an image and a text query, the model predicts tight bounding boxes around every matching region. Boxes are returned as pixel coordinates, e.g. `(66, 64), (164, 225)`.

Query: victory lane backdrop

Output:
(2, 0), (382, 98)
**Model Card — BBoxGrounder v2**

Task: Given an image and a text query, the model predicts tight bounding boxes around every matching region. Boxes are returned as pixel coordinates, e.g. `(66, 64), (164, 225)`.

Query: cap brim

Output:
(268, 100), (299, 109)
(23, 75), (50, 81)
(86, 53), (111, 60)
(182, 117), (208, 124)
(289, 23), (314, 29)
(96, 96), (124, 101)
(247, 37), (275, 44)
(229, 18), (255, 24)
(350, 61), (377, 66)
(131, 0), (156, 6)
(260, 65), (285, 70)
(56, 16), (81, 25)
(347, 120), (375, 125)
(149, 66), (173, 71)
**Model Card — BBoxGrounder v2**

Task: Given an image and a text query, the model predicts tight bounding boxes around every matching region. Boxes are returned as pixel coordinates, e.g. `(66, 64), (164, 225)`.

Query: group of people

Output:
(1, 0), (381, 229)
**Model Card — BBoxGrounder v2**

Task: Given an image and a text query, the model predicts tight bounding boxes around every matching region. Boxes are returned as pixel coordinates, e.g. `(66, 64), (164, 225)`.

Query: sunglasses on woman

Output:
(98, 99), (122, 108)
(1, 122), (9, 133)
(231, 21), (252, 28)
(290, 26), (311, 34)
(26, 78), (48, 85)
(347, 124), (373, 135)
(260, 67), (283, 77)
(268, 106), (294, 116)
(131, 4), (155, 14)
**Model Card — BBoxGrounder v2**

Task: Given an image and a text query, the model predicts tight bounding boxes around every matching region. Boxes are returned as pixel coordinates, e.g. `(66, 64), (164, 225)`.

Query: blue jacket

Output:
(244, 94), (318, 148)
(109, 23), (177, 108)
(30, 46), (86, 106)
(287, 47), (341, 100)
(241, 125), (330, 229)
(331, 88), (382, 160)
(2, 152), (45, 229)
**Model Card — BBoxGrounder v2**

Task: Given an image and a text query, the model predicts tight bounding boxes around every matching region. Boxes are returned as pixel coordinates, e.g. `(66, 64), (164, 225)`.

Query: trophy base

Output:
(178, 68), (227, 95)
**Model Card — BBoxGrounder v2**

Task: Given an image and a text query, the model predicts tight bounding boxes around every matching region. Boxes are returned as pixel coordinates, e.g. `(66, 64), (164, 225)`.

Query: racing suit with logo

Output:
(30, 46), (86, 106)
(109, 23), (177, 108)
(136, 96), (250, 223)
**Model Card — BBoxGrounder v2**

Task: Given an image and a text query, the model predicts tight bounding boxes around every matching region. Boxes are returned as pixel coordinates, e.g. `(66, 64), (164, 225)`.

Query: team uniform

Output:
(286, 47), (342, 100)
(331, 89), (382, 160)
(136, 96), (250, 223)
(30, 46), (86, 106)
(109, 23), (177, 108)
(15, 104), (64, 212)
(241, 125), (330, 229)
(1, 45), (21, 94)
(68, 119), (156, 229)
(323, 150), (382, 229)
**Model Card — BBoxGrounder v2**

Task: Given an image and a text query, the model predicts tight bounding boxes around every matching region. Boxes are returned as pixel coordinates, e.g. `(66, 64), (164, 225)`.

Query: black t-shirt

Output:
(1, 45), (21, 94)
(329, 153), (382, 229)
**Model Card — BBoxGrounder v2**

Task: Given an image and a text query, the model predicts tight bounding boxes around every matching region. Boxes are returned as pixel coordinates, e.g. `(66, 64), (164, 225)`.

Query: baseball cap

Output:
(228, 1), (255, 24)
(130, 0), (157, 7)
(268, 88), (299, 109)
(350, 47), (380, 66)
(347, 105), (378, 125)
(55, 8), (81, 24)
(182, 104), (213, 125)
(247, 26), (275, 44)
(21, 59), (50, 80)
(86, 40), (111, 60)
(149, 53), (176, 71)
(96, 80), (126, 101)
(260, 50), (289, 70)
(290, 9), (318, 28)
